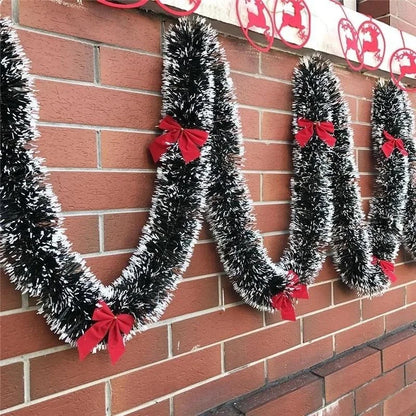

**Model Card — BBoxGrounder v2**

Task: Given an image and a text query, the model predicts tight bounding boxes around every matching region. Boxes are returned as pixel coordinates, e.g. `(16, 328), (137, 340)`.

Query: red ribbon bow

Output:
(271, 271), (309, 321)
(382, 131), (408, 158)
(295, 118), (336, 148)
(372, 256), (397, 283)
(149, 115), (209, 163)
(77, 301), (134, 364)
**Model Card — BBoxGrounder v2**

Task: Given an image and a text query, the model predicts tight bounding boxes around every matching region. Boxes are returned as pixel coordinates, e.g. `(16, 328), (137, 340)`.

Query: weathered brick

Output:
(224, 321), (301, 370)
(30, 326), (167, 399)
(2, 384), (105, 416)
(267, 337), (333, 381)
(172, 306), (263, 355)
(174, 363), (265, 416)
(312, 347), (381, 402)
(235, 373), (323, 416)
(303, 301), (361, 342)
(111, 346), (221, 413)
(0, 363), (24, 410)
(355, 366), (405, 413)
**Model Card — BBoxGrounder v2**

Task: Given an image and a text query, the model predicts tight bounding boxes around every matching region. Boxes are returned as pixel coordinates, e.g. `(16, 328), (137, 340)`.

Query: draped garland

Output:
(0, 17), (219, 361)
(1, 16), (414, 363)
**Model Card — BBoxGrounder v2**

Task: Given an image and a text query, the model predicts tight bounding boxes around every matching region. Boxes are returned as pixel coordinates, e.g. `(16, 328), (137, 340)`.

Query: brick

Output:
(85, 253), (132, 285)
(303, 301), (361, 341)
(163, 277), (219, 320)
(346, 96), (358, 121)
(395, 262), (416, 284)
(235, 373), (323, 416)
(358, 174), (375, 198)
(385, 304), (416, 332)
(224, 321), (301, 370)
(111, 345), (221, 413)
(261, 112), (292, 141)
(174, 363), (265, 416)
(0, 311), (63, 360)
(408, 282), (416, 303)
(308, 393), (354, 416)
(240, 108), (260, 139)
(383, 383), (416, 416)
(126, 401), (170, 416)
(334, 68), (374, 99)
(37, 127), (97, 168)
(352, 123), (372, 147)
(18, 30), (94, 82)
(356, 366), (405, 413)
(358, 0), (390, 18)
(335, 317), (384, 354)
(0, 0), (12, 16)
(36, 80), (161, 130)
(19, 0), (161, 53)
(358, 149), (375, 173)
(315, 256), (338, 283)
(103, 212), (148, 251)
(0, 270), (21, 312)
(266, 283), (332, 325)
(357, 99), (372, 123)
(262, 173), (291, 201)
(371, 327), (416, 372)
(100, 47), (162, 91)
(362, 287), (405, 320)
(406, 358), (416, 384)
(233, 73), (292, 111)
(30, 326), (167, 399)
(101, 131), (155, 169)
(245, 173), (261, 201)
(333, 279), (359, 304)
(260, 49), (300, 81)
(244, 141), (292, 170)
(220, 35), (259, 73)
(262, 233), (289, 263)
(64, 215), (99, 254)
(49, 171), (155, 211)
(361, 403), (383, 416)
(183, 243), (223, 278)
(267, 337), (333, 381)
(312, 347), (382, 402)
(221, 275), (243, 305)
(2, 384), (105, 416)
(171, 306), (263, 355)
(0, 363), (24, 410)
(254, 203), (290, 233)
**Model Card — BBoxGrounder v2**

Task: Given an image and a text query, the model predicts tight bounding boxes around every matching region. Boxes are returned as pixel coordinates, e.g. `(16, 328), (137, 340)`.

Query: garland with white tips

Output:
(0, 17), (218, 362)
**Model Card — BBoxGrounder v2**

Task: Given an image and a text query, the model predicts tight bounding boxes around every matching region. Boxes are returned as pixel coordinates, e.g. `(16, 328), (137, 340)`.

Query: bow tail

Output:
(381, 141), (394, 158)
(295, 126), (314, 147)
(77, 321), (111, 360)
(107, 323), (126, 365)
(149, 134), (173, 163)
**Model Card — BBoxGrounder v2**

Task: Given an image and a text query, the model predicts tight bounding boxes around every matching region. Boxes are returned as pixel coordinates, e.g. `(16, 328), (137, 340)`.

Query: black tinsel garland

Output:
(0, 17), (218, 349)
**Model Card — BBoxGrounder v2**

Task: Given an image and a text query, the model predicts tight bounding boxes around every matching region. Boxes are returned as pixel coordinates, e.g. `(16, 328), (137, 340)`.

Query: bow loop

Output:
(270, 271), (309, 321)
(372, 256), (397, 283)
(77, 301), (134, 364)
(295, 118), (336, 147)
(382, 131), (408, 158)
(149, 115), (209, 163)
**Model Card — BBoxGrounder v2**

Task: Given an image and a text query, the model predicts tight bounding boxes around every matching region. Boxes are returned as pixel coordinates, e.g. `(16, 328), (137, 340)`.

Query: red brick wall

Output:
(0, 1), (415, 415)
(358, 0), (416, 35)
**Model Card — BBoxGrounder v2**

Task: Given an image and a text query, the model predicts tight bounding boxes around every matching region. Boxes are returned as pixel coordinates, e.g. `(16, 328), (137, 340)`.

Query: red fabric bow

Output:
(149, 115), (209, 163)
(295, 118), (336, 148)
(372, 256), (397, 283)
(77, 301), (134, 364)
(271, 271), (309, 321)
(382, 131), (408, 158)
